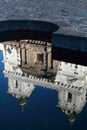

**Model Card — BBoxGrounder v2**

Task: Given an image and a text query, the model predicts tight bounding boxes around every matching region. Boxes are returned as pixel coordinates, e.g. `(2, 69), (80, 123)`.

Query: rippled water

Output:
(0, 0), (87, 34)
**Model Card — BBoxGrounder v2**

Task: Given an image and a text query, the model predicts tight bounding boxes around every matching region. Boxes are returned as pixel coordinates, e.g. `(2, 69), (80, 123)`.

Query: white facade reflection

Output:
(0, 40), (87, 125)
(55, 61), (87, 126)
(7, 77), (35, 112)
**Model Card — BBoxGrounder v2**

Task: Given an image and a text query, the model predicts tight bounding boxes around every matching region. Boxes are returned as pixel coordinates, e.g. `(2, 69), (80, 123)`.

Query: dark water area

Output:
(0, 40), (87, 130)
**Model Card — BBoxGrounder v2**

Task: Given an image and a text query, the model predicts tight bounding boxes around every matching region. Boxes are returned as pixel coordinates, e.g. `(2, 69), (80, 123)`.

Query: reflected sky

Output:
(0, 40), (87, 130)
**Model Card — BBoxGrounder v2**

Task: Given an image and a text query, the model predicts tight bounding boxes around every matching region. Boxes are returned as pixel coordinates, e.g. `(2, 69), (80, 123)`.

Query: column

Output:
(43, 44), (48, 75)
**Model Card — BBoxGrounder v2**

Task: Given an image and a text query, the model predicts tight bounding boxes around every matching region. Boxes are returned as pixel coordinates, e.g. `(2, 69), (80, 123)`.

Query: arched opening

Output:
(16, 80), (18, 88)
(67, 92), (72, 102)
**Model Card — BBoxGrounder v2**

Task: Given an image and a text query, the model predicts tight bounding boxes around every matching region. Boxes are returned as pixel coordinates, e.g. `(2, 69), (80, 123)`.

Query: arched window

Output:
(67, 92), (72, 102)
(16, 80), (18, 88)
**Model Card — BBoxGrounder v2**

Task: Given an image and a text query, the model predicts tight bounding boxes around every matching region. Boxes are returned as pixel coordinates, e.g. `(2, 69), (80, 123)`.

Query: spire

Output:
(19, 97), (28, 112)
(20, 104), (25, 112)
(68, 112), (77, 129)
(69, 118), (75, 129)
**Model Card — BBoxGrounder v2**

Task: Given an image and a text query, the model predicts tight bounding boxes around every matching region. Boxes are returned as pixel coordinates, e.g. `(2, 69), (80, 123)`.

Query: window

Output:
(75, 65), (78, 69)
(16, 80), (18, 88)
(37, 53), (43, 62)
(7, 47), (12, 54)
(67, 92), (72, 102)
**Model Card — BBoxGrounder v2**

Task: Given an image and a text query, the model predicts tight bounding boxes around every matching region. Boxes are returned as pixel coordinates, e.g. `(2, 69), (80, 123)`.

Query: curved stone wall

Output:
(0, 20), (87, 54)
(0, 20), (59, 42)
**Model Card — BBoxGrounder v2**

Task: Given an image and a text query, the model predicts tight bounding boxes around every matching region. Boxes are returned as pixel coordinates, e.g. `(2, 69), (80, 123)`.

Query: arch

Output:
(0, 20), (59, 43)
(67, 92), (72, 102)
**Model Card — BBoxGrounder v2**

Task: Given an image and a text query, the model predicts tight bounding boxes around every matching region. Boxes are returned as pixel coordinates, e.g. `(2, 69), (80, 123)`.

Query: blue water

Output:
(0, 51), (87, 130)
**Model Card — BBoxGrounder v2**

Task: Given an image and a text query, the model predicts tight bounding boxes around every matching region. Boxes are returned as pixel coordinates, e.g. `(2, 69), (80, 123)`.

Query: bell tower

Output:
(55, 61), (87, 127)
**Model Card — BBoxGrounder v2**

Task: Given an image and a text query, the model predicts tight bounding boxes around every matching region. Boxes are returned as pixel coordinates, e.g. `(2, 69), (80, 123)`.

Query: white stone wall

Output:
(0, 43), (4, 51)
(3, 45), (21, 73)
(58, 87), (86, 115)
(8, 77), (35, 99)
(58, 61), (87, 78)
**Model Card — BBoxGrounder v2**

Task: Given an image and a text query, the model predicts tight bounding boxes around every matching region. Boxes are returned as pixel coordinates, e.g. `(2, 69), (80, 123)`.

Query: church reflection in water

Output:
(0, 40), (87, 126)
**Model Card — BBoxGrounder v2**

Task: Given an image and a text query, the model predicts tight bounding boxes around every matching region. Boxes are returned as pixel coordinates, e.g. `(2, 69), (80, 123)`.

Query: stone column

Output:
(26, 49), (29, 65)
(43, 44), (48, 76)
(21, 48), (25, 65)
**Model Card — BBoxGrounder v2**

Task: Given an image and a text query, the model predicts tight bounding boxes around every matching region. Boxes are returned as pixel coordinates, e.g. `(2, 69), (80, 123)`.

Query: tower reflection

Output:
(56, 61), (87, 127)
(0, 40), (87, 126)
